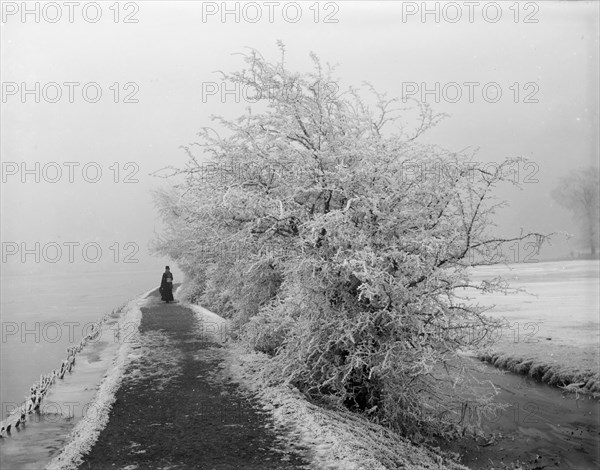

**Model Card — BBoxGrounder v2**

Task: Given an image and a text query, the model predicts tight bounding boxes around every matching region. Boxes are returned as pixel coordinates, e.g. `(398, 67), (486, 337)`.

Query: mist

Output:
(1, 1), (598, 276)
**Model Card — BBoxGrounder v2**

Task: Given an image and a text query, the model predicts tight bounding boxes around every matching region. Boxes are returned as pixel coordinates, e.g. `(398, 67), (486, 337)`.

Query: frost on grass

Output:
(477, 350), (600, 398)
(225, 343), (468, 470)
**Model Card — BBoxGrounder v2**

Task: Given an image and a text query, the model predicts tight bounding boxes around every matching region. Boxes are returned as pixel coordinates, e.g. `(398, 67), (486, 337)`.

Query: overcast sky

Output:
(1, 0), (598, 275)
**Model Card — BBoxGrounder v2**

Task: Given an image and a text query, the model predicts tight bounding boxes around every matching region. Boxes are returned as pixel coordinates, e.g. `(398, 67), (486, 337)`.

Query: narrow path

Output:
(79, 291), (312, 469)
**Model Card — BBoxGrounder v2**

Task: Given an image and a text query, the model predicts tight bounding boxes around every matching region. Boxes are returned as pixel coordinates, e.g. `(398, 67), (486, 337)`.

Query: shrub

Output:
(152, 44), (549, 440)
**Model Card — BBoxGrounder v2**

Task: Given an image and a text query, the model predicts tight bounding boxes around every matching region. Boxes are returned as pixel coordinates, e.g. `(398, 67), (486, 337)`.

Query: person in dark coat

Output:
(160, 266), (174, 302)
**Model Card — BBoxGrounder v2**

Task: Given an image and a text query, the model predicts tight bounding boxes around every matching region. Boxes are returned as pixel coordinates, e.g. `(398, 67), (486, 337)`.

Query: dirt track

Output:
(78, 290), (312, 470)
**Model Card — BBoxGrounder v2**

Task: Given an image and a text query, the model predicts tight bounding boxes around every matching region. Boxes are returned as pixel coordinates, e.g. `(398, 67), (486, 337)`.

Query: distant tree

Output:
(152, 44), (549, 440)
(551, 166), (600, 256)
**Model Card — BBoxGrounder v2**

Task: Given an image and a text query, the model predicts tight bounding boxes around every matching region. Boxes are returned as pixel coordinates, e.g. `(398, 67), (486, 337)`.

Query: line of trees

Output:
(152, 45), (549, 440)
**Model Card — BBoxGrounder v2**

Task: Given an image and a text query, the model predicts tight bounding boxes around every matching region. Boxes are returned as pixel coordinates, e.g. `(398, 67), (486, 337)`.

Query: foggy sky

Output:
(1, 1), (599, 276)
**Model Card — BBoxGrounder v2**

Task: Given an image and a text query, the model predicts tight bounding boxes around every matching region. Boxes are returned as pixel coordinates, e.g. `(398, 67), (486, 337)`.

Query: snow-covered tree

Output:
(152, 44), (548, 440)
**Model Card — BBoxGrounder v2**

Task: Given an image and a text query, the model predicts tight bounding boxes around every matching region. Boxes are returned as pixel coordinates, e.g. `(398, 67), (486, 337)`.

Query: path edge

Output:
(45, 289), (153, 470)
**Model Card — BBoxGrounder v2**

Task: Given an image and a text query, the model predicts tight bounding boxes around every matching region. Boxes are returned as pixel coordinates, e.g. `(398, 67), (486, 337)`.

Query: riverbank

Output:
(4, 263), (597, 469)
(1, 270), (161, 410)
(62, 290), (314, 470)
(476, 347), (599, 397)
(0, 290), (150, 470)
(50, 289), (465, 470)
(437, 356), (599, 469)
(2, 287), (465, 469)
(224, 339), (600, 470)
(225, 343), (468, 470)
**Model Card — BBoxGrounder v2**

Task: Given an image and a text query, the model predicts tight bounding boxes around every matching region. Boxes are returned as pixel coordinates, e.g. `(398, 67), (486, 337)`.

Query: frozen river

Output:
(1, 271), (159, 409)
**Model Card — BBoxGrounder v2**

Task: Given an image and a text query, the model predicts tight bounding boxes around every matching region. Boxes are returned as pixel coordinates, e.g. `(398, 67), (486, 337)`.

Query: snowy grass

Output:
(223, 344), (468, 470)
(476, 347), (600, 397)
(184, 299), (467, 469)
(175, 284), (230, 344)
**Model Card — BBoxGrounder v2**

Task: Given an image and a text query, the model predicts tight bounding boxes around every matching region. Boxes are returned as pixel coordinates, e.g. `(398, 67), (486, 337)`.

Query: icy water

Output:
(0, 324), (126, 469)
(0, 270), (158, 469)
(446, 260), (600, 469)
(1, 271), (158, 407)
(439, 358), (600, 469)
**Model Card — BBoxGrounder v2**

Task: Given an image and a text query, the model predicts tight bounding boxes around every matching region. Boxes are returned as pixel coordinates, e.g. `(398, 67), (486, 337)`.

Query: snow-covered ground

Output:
(4, 261), (595, 469)
(467, 260), (600, 391)
(181, 293), (467, 470)
(469, 260), (599, 349)
(223, 343), (468, 470)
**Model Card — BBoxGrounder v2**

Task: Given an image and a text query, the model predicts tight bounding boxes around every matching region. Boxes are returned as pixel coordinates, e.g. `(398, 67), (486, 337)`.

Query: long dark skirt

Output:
(160, 283), (174, 302)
